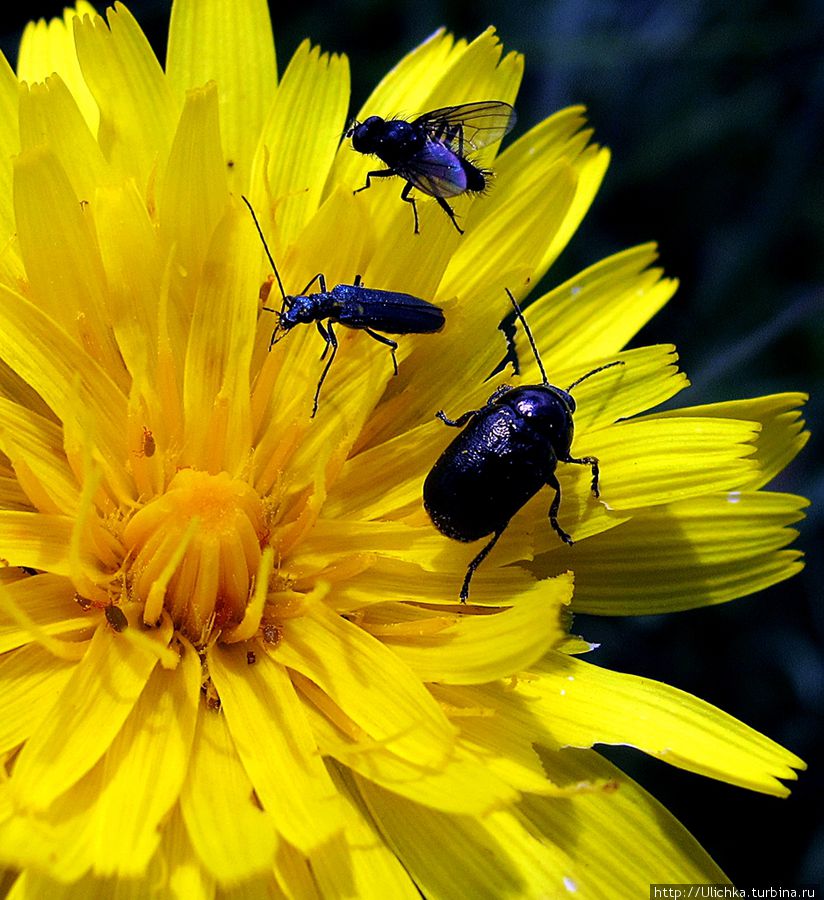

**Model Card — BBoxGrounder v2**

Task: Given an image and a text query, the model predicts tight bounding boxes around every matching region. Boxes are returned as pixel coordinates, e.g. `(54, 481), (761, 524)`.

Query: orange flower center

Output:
(122, 469), (267, 643)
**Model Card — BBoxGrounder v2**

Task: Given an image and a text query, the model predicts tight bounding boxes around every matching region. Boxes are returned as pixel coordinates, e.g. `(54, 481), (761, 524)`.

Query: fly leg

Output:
(354, 168), (396, 195)
(434, 195), (464, 235)
(400, 182), (420, 234)
(363, 328), (399, 376)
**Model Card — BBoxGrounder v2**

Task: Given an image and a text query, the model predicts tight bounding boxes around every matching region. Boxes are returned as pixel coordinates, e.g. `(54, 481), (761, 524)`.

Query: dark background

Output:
(3, 0), (822, 888)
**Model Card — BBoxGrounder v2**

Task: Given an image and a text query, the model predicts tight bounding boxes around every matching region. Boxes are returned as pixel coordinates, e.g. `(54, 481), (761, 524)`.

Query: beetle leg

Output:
(299, 273), (327, 295)
(436, 408), (479, 428)
(312, 321), (338, 418)
(363, 328), (399, 376)
(400, 182), (420, 234)
(460, 527), (506, 603)
(353, 274), (363, 287)
(546, 472), (574, 545)
(316, 320), (331, 360)
(565, 454), (601, 498)
(487, 384), (512, 404)
(434, 195), (464, 235)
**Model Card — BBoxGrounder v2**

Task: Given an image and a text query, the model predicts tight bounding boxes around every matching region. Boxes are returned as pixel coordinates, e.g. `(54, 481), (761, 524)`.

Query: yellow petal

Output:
(167, 0), (277, 191)
(653, 392), (809, 490)
(0, 397), (80, 515)
(547, 343), (687, 432)
(384, 574), (573, 683)
(18, 75), (108, 198)
(74, 5), (176, 189)
(94, 183), (165, 383)
(542, 491), (806, 614)
(589, 416), (760, 508)
(159, 82), (228, 293)
(529, 653), (804, 796)
(518, 243), (679, 368)
(251, 40), (350, 253)
(0, 512), (78, 575)
(310, 764), (421, 899)
(0, 642), (74, 754)
(17, 5), (99, 133)
(155, 806), (217, 900)
(0, 476), (32, 511)
(439, 159), (578, 303)
(324, 420), (439, 520)
(494, 108), (611, 280)
(353, 281), (518, 447)
(328, 560), (540, 613)
(426, 27), (522, 111)
(274, 601), (456, 766)
(0, 285), (131, 504)
(345, 30), (453, 145)
(356, 777), (570, 898)
(181, 204), (258, 474)
(290, 520), (446, 577)
(208, 642), (345, 854)
(0, 764), (107, 884)
(298, 679), (519, 814)
(9, 611), (171, 811)
(179, 704), (278, 885)
(430, 682), (568, 795)
(86, 639), (200, 877)
(0, 573), (87, 653)
(13, 146), (124, 380)
(520, 747), (728, 889)
(0, 52), (19, 240)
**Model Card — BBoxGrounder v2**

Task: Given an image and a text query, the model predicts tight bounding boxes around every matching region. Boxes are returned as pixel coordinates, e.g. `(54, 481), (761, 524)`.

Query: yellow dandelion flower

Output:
(0, 1), (809, 896)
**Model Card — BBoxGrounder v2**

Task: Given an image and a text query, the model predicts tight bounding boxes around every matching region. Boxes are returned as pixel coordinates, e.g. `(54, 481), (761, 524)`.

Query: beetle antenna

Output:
(566, 360), (625, 393)
(241, 195), (287, 304)
(505, 288), (548, 386)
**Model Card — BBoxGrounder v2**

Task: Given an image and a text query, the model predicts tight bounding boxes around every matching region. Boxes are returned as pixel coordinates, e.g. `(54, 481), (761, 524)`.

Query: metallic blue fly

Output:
(347, 101), (516, 234)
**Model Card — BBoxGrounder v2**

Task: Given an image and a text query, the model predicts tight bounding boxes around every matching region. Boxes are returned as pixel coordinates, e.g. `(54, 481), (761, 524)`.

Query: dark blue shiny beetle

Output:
(423, 289), (623, 602)
(242, 197), (445, 417)
(347, 101), (516, 235)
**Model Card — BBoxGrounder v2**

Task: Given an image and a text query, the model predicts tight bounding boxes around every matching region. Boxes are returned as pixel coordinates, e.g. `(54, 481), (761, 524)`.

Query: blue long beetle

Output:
(242, 197), (445, 417)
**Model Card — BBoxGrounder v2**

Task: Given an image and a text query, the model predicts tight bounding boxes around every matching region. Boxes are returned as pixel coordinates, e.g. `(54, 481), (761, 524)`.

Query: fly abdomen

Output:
(460, 158), (489, 193)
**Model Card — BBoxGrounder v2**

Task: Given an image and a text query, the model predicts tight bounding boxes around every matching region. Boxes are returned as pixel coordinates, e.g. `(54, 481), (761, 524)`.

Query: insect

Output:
(140, 426), (155, 458)
(242, 197), (446, 417)
(423, 289), (624, 602)
(105, 604), (129, 632)
(347, 101), (516, 235)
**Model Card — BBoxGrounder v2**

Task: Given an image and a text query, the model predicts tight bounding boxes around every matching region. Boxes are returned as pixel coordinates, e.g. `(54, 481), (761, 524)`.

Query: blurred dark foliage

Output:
(2, 0), (822, 888)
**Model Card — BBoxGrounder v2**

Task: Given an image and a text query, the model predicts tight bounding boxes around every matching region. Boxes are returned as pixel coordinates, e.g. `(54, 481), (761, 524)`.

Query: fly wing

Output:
(394, 141), (468, 198)
(413, 101), (516, 153)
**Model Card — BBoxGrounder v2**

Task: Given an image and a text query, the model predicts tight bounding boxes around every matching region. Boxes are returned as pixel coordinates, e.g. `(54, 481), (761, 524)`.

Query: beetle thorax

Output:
(503, 385), (576, 452)
(280, 294), (330, 328)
